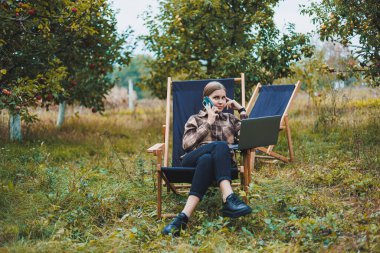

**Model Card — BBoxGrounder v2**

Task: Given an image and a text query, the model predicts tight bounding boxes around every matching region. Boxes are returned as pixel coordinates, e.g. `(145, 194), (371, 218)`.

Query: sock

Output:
(223, 193), (234, 203)
(180, 211), (190, 221)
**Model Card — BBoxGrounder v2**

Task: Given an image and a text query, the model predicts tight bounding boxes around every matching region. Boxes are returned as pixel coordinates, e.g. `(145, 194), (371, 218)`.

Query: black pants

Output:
(181, 141), (232, 200)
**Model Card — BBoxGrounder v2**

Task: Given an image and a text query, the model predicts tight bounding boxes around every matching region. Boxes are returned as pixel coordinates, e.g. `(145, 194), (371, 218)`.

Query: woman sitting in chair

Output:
(162, 81), (252, 236)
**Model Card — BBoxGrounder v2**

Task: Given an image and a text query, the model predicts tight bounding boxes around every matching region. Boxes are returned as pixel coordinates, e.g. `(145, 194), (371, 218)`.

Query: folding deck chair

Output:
(147, 74), (254, 219)
(246, 81), (301, 163)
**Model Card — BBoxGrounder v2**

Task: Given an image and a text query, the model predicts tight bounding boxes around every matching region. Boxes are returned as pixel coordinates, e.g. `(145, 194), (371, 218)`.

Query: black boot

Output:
(162, 212), (188, 236)
(222, 193), (252, 218)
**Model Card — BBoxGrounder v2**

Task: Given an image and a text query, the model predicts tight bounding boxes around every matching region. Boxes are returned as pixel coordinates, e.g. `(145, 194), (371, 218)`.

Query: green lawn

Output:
(0, 93), (379, 252)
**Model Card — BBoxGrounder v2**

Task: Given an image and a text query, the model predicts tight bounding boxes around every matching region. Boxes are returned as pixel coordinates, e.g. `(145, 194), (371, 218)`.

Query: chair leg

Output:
(246, 149), (251, 186)
(243, 172), (249, 204)
(240, 166), (244, 191)
(284, 116), (294, 162)
(157, 169), (162, 219)
(239, 166), (248, 203)
(243, 150), (251, 204)
(250, 149), (256, 184)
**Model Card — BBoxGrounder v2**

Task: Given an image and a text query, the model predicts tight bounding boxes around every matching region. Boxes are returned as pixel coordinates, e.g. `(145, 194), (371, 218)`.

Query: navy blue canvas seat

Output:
(147, 75), (252, 219)
(249, 85), (296, 119)
(246, 82), (301, 163)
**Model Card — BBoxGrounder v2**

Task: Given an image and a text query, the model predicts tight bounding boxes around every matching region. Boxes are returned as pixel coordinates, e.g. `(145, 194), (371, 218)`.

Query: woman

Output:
(162, 81), (252, 236)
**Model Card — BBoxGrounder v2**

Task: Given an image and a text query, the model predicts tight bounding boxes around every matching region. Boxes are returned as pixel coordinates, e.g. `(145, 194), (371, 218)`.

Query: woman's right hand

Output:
(205, 104), (218, 125)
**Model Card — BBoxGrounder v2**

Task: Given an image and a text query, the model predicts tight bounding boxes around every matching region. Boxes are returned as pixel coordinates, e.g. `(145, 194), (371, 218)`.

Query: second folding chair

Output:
(246, 81), (301, 163)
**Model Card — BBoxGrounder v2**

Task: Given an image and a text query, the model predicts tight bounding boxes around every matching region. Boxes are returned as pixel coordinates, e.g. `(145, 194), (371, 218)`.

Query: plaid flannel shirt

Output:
(182, 110), (241, 152)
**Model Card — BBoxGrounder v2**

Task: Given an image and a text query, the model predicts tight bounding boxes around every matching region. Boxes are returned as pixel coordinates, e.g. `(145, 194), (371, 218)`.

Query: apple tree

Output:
(0, 0), (71, 140)
(141, 0), (314, 99)
(301, 0), (380, 86)
(53, 0), (134, 123)
(0, 0), (133, 139)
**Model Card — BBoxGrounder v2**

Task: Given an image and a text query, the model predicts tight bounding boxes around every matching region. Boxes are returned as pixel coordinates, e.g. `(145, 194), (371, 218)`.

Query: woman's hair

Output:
(203, 81), (226, 97)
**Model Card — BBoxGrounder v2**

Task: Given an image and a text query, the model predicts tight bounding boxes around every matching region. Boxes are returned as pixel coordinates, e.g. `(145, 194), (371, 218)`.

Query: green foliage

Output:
(111, 54), (153, 99)
(141, 0), (313, 99)
(112, 54), (153, 86)
(301, 0), (380, 86)
(276, 44), (367, 133)
(0, 0), (134, 118)
(291, 49), (335, 96)
(0, 59), (67, 117)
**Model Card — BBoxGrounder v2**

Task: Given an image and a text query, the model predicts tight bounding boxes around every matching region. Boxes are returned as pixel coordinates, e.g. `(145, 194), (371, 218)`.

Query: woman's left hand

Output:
(226, 97), (243, 111)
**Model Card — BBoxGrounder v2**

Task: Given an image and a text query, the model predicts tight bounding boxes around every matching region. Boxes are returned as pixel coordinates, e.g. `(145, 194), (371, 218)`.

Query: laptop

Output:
(229, 115), (282, 150)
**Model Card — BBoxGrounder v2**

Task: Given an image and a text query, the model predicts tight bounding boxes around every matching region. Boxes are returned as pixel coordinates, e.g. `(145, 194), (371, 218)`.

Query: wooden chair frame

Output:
(246, 81), (301, 163)
(147, 73), (254, 219)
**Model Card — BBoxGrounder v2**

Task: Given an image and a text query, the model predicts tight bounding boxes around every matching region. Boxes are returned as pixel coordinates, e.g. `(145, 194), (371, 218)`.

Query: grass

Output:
(0, 89), (379, 252)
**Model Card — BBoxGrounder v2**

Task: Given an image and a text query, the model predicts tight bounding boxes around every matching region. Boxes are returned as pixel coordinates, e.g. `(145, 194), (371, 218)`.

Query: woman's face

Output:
(208, 89), (227, 111)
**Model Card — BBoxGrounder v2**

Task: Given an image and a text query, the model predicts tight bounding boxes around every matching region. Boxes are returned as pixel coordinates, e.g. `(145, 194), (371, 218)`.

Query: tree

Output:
(0, 0), (133, 114)
(0, 1), (68, 120)
(141, 0), (313, 99)
(54, 1), (134, 112)
(301, 0), (380, 86)
(0, 0), (133, 137)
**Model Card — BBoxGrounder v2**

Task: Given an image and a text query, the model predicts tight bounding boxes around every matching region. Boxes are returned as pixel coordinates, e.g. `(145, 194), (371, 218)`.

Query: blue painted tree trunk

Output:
(9, 112), (22, 142)
(56, 101), (66, 128)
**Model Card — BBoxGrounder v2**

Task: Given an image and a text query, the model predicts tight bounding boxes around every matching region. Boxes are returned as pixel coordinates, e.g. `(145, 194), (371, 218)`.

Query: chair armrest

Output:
(147, 143), (165, 156)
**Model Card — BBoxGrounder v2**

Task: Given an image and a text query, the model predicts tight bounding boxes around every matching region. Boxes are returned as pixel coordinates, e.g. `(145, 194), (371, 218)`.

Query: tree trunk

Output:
(9, 112), (22, 142)
(128, 79), (135, 110)
(1, 109), (5, 125)
(56, 101), (66, 128)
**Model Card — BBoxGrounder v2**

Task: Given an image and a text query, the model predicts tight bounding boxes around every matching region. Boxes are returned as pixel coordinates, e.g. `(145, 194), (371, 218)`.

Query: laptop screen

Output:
(238, 115), (281, 150)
